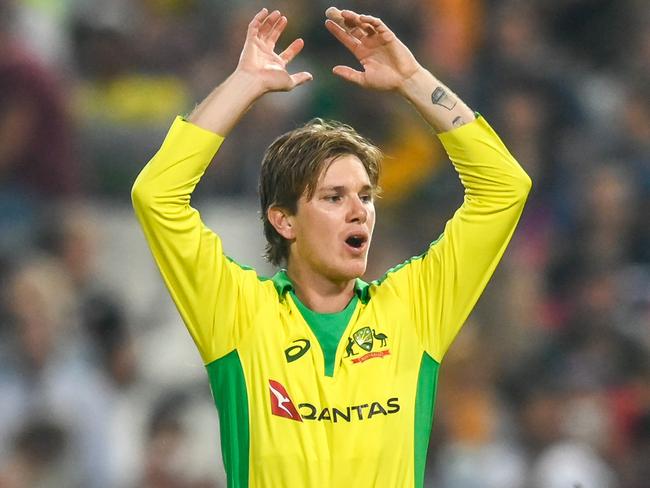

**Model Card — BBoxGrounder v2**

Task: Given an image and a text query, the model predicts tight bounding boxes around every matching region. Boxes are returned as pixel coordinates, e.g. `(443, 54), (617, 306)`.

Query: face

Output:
(285, 154), (376, 283)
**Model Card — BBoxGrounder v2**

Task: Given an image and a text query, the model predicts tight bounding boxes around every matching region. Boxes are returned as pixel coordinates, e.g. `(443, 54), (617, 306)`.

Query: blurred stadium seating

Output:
(0, 1), (648, 486)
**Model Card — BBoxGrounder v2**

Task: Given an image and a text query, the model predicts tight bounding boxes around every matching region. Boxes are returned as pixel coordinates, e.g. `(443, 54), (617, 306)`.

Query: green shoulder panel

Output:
(206, 350), (249, 488)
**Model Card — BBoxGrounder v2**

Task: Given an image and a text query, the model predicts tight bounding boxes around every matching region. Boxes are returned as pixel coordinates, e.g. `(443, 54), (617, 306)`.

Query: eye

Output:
(325, 195), (342, 203)
(360, 194), (373, 203)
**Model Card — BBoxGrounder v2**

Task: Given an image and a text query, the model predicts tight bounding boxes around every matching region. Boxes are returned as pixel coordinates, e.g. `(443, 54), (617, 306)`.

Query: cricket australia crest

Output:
(353, 326), (374, 352)
(346, 326), (390, 363)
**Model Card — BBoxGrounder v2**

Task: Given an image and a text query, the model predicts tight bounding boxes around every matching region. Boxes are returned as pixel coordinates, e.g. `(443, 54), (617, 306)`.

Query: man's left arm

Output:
(394, 49), (532, 361)
(326, 8), (532, 361)
(416, 118), (531, 360)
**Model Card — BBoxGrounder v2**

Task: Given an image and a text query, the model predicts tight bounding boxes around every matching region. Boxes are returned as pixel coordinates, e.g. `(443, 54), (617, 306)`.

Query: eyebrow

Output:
(319, 184), (374, 193)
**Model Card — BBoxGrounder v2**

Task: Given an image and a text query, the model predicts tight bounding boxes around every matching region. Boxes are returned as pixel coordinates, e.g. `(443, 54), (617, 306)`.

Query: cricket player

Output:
(132, 7), (531, 487)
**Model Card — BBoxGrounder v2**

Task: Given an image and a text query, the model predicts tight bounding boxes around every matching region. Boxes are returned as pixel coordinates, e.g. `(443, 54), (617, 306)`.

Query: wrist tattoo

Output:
(431, 87), (457, 110)
(452, 116), (464, 128)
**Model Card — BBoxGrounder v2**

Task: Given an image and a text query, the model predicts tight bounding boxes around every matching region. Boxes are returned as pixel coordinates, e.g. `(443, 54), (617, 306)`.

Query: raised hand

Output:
(324, 7), (420, 92)
(238, 8), (313, 93)
(188, 9), (312, 135)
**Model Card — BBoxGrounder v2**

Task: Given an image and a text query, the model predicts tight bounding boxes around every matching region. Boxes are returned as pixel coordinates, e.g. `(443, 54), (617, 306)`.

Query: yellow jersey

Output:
(132, 115), (531, 487)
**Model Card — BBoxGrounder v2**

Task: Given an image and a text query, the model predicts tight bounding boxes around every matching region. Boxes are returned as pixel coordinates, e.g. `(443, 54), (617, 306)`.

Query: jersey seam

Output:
(372, 233), (444, 287)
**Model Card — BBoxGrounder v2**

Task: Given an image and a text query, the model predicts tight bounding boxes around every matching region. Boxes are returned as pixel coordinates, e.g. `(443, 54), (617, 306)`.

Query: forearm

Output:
(188, 70), (265, 137)
(399, 66), (475, 133)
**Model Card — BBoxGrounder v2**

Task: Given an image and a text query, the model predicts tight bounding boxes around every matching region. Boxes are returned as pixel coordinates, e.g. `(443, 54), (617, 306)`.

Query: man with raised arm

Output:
(132, 7), (531, 488)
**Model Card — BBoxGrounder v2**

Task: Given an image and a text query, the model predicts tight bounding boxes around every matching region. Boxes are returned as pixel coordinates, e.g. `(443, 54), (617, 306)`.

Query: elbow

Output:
(511, 169), (532, 203)
(131, 177), (154, 213)
(520, 171), (533, 198)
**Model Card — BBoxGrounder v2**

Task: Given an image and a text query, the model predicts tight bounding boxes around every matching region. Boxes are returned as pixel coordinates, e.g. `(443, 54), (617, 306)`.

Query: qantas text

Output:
(297, 398), (400, 422)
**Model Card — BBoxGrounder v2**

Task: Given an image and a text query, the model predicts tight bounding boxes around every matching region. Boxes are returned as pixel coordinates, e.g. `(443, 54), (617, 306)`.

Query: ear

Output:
(267, 206), (296, 240)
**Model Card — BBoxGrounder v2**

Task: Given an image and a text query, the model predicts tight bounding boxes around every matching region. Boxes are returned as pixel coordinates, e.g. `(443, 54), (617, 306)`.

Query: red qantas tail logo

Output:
(269, 379), (302, 422)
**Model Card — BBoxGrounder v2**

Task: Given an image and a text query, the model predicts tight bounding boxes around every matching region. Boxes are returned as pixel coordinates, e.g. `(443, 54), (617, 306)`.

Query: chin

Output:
(334, 261), (367, 281)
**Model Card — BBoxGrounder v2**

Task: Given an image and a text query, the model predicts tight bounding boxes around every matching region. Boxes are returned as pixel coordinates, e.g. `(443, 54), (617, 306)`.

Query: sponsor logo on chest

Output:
(268, 379), (400, 423)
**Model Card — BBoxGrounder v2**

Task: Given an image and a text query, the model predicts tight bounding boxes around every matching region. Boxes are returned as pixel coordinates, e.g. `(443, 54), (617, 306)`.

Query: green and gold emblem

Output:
(353, 326), (374, 352)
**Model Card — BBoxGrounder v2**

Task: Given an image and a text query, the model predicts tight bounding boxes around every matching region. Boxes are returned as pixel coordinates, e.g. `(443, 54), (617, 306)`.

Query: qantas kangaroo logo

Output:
(268, 380), (302, 422)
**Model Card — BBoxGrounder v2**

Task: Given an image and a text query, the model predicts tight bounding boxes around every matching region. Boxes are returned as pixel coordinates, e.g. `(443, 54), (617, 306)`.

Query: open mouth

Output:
(345, 235), (367, 249)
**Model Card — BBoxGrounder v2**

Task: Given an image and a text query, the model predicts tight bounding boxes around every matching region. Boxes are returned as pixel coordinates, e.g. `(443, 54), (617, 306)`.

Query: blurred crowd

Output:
(0, 0), (648, 487)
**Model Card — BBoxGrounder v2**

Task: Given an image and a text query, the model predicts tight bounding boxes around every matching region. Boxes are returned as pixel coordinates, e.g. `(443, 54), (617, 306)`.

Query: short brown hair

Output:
(259, 118), (382, 266)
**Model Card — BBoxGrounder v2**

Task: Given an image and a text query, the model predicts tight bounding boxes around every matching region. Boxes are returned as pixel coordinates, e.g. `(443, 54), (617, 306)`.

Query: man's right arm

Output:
(132, 118), (237, 364)
(131, 8), (311, 364)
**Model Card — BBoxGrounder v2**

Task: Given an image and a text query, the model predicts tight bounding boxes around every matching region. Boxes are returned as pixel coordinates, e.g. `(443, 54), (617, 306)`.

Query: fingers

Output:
(267, 15), (287, 45)
(325, 19), (360, 53)
(342, 9), (391, 41)
(247, 8), (269, 37)
(258, 10), (282, 39)
(326, 7), (375, 40)
(279, 38), (305, 64)
(248, 9), (288, 45)
(358, 13), (390, 34)
(341, 10), (373, 33)
(348, 23), (376, 41)
(332, 65), (366, 86)
(325, 7), (342, 21)
(290, 71), (313, 89)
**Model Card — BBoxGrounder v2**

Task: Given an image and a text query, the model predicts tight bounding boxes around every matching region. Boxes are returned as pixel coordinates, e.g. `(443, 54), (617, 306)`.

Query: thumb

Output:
(332, 65), (365, 86)
(289, 71), (313, 89)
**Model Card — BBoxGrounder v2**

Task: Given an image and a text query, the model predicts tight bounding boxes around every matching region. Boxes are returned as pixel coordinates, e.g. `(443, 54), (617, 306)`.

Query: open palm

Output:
(238, 9), (311, 93)
(325, 9), (420, 91)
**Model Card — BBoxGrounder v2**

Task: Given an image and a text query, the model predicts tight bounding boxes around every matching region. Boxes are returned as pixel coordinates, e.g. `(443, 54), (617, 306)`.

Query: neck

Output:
(286, 263), (356, 313)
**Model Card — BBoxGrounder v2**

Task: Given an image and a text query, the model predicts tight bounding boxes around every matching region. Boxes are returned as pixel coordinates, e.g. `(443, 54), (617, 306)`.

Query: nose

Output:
(347, 195), (367, 223)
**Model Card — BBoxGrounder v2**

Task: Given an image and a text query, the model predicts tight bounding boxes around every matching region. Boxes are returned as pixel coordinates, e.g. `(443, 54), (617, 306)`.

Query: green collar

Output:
(270, 270), (371, 304)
